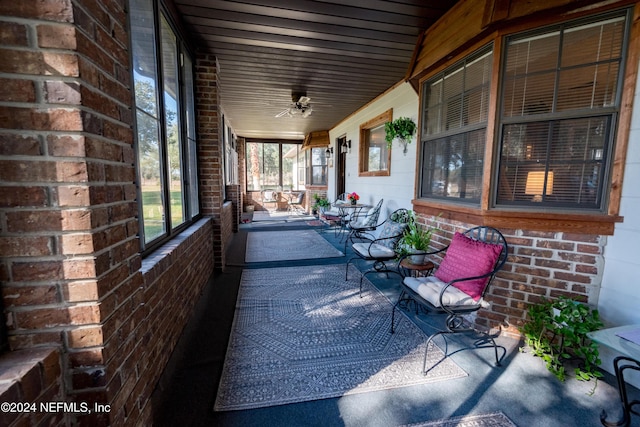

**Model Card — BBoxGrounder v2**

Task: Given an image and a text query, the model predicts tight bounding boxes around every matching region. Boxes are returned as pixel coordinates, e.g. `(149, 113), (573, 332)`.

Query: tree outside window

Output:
(246, 142), (306, 191)
(130, 0), (199, 251)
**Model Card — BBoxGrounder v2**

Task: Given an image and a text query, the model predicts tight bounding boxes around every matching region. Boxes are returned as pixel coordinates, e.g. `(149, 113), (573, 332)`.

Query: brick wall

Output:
(0, 348), (63, 426)
(0, 0), (137, 423)
(0, 1), (219, 425)
(225, 185), (241, 232)
(195, 52), (226, 269)
(220, 202), (234, 255)
(416, 215), (604, 337)
(131, 218), (213, 424)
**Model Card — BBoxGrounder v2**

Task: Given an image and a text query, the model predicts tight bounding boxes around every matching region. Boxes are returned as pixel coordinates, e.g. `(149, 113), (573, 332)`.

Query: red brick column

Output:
(226, 184), (241, 231)
(0, 0), (137, 424)
(195, 52), (226, 269)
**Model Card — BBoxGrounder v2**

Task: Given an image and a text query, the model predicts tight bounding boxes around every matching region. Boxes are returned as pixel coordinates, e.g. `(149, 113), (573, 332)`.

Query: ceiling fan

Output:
(275, 93), (313, 118)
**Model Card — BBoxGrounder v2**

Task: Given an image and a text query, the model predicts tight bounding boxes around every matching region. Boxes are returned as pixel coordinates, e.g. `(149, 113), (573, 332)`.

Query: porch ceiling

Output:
(172, 0), (459, 140)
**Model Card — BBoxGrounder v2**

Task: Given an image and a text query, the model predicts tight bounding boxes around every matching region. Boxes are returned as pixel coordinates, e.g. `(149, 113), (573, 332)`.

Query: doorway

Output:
(336, 136), (347, 196)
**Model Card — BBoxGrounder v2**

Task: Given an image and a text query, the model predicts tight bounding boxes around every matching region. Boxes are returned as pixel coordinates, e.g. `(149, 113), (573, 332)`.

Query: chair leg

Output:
(423, 331), (446, 374)
(360, 270), (374, 297)
(390, 289), (409, 334)
(473, 332), (502, 367)
(423, 328), (503, 373)
(490, 335), (501, 367)
(390, 302), (399, 333)
(345, 257), (356, 280)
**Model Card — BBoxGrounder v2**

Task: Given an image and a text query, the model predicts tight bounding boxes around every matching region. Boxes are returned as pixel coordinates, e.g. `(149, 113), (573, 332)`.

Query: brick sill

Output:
(141, 217), (213, 276)
(0, 347), (61, 418)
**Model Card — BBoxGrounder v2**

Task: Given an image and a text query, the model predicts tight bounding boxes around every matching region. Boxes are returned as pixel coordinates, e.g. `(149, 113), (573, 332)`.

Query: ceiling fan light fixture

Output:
(275, 92), (313, 118)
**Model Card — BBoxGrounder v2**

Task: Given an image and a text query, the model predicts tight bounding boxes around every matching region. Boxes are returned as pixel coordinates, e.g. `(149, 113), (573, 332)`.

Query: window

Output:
(130, 0), (199, 251)
(245, 141), (307, 191)
(359, 109), (392, 176)
(495, 12), (628, 210)
(223, 120), (238, 186)
(419, 47), (493, 203)
(307, 147), (328, 186)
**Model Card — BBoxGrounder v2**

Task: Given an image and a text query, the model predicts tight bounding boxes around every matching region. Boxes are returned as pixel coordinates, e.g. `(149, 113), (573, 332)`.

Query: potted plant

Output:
(385, 117), (416, 154)
(398, 211), (437, 264)
(312, 193), (330, 216)
(347, 192), (359, 205)
(520, 296), (604, 391)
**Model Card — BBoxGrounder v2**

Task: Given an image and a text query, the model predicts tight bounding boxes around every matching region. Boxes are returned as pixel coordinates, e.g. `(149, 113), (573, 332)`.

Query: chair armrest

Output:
(436, 270), (497, 315)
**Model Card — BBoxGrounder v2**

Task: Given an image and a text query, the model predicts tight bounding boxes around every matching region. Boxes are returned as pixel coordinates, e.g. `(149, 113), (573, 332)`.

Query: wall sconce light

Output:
(341, 140), (351, 154)
(325, 146), (334, 168)
(525, 171), (554, 202)
(325, 146), (333, 159)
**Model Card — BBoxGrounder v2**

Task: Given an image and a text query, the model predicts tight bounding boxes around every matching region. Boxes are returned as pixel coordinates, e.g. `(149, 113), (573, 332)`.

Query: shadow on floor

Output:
(151, 218), (639, 427)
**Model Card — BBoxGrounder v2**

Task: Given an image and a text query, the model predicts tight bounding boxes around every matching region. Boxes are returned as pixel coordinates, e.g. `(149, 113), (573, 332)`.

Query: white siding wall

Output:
(597, 57), (640, 384)
(328, 83), (418, 216)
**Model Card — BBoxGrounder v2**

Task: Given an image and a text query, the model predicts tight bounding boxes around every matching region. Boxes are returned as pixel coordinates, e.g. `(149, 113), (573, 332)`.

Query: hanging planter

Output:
(385, 117), (416, 155)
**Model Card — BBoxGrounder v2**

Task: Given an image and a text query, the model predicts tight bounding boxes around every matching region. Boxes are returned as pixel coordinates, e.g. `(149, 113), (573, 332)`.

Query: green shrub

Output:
(520, 296), (604, 389)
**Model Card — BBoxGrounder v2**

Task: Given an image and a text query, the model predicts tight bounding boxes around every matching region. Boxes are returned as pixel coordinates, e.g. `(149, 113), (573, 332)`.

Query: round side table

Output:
(399, 259), (435, 278)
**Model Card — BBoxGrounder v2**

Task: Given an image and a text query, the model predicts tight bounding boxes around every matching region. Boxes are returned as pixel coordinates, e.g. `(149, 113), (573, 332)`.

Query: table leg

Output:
(600, 356), (640, 427)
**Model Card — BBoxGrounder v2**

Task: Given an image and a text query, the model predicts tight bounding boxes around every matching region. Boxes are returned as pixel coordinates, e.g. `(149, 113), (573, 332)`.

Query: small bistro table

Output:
(399, 258), (435, 278)
(334, 202), (371, 240)
(588, 325), (640, 427)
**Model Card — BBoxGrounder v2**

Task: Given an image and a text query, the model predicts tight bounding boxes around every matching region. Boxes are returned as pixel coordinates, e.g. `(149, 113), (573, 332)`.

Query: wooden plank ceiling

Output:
(172, 0), (459, 140)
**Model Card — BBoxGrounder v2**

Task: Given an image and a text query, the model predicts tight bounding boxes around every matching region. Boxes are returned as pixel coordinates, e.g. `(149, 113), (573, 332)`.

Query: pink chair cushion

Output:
(434, 232), (503, 300)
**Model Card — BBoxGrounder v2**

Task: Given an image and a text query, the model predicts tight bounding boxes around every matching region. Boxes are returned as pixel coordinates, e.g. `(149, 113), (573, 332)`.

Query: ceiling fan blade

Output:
(275, 108), (291, 118)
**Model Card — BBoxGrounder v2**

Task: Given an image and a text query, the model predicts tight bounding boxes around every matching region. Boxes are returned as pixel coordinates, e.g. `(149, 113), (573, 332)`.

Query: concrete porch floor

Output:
(151, 216), (640, 427)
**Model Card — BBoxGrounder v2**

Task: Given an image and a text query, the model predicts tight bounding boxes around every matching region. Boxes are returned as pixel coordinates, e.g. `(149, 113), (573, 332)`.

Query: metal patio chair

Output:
(323, 193), (349, 236)
(345, 208), (411, 296)
(343, 198), (384, 252)
(286, 191), (305, 214)
(390, 226), (509, 373)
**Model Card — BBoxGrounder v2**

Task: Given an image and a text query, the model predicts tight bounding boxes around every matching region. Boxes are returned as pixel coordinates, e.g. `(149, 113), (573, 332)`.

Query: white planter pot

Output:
(409, 253), (426, 265)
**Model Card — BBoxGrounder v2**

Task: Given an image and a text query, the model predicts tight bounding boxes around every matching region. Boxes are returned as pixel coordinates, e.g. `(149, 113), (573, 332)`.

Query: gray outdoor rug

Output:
(399, 412), (517, 427)
(245, 229), (344, 262)
(214, 264), (467, 411)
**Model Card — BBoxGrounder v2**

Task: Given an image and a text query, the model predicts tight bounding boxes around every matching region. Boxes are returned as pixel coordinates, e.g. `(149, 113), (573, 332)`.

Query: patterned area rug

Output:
(214, 265), (467, 411)
(252, 211), (316, 222)
(245, 229), (343, 262)
(399, 412), (517, 427)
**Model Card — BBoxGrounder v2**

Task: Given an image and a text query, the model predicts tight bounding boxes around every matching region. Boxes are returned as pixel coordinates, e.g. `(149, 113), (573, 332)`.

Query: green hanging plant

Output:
(519, 296), (604, 392)
(384, 117), (416, 151)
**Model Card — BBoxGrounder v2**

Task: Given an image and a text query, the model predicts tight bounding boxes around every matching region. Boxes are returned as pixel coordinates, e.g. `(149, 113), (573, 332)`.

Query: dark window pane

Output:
(419, 45), (492, 205)
(421, 129), (484, 202)
(497, 117), (608, 208)
(496, 11), (626, 211)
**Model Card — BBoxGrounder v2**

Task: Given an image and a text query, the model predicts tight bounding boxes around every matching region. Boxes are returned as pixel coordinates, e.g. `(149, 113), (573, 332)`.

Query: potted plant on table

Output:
(348, 192), (359, 205)
(397, 211), (437, 264)
(385, 117), (416, 154)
